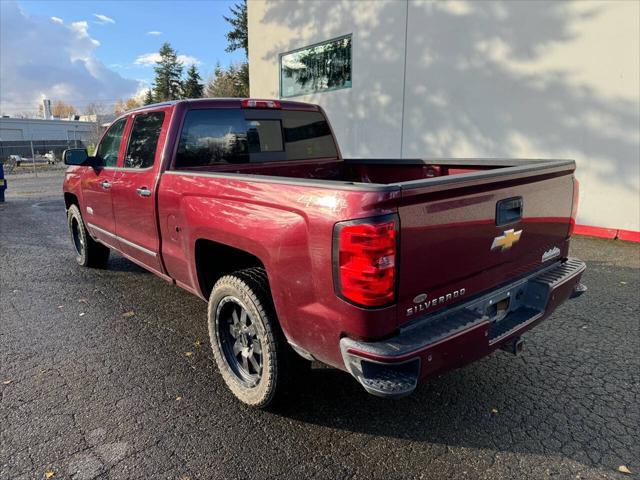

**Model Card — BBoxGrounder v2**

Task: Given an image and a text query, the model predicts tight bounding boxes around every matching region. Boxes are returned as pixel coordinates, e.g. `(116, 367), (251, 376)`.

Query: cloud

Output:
(177, 55), (201, 66)
(133, 53), (159, 66)
(0, 2), (138, 115)
(69, 21), (100, 46)
(147, 31), (162, 36)
(50, 16), (63, 24)
(134, 52), (201, 66)
(93, 13), (115, 25)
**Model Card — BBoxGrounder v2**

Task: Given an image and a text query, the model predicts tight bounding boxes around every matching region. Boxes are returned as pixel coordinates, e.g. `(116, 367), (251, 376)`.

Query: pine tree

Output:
(237, 63), (249, 94)
(223, 0), (249, 95)
(152, 42), (184, 101)
(143, 89), (155, 105)
(224, 1), (248, 57)
(183, 65), (204, 99)
(205, 62), (249, 98)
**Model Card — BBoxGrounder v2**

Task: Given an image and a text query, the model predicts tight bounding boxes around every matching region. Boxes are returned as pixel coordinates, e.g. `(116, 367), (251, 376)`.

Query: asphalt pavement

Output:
(1, 171), (638, 480)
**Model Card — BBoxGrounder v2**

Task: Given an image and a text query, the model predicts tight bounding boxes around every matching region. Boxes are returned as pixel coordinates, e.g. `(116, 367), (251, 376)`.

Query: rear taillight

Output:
(241, 99), (281, 109)
(334, 216), (397, 307)
(568, 177), (580, 237)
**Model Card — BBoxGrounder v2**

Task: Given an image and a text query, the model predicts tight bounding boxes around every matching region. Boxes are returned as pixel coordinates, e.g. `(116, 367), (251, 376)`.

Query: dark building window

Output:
(280, 35), (352, 98)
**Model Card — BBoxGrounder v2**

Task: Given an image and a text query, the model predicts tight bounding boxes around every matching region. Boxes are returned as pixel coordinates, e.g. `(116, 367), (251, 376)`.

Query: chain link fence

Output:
(0, 139), (88, 174)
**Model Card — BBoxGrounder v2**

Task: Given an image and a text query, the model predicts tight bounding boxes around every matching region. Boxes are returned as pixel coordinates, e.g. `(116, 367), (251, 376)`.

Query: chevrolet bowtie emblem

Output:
(491, 228), (522, 251)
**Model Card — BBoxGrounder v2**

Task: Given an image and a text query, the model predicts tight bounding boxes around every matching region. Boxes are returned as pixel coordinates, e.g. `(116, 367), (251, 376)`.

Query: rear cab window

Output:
(174, 108), (338, 168)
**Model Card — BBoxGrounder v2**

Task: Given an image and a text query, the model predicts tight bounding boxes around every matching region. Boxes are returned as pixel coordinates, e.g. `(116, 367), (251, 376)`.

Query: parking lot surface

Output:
(1, 172), (638, 480)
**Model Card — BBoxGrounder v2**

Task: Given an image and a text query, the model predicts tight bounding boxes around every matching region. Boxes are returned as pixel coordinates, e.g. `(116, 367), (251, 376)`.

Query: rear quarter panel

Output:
(157, 172), (401, 367)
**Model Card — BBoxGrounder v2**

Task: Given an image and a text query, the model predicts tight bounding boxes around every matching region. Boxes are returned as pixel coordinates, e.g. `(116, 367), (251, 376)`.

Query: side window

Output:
(96, 118), (126, 167)
(124, 112), (165, 169)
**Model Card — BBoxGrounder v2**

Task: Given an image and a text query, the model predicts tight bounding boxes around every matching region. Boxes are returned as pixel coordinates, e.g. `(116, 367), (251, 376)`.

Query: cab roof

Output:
(127, 97), (320, 115)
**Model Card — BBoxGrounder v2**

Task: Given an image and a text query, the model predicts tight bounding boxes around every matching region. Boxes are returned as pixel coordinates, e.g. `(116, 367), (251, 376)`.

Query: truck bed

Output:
(174, 157), (575, 191)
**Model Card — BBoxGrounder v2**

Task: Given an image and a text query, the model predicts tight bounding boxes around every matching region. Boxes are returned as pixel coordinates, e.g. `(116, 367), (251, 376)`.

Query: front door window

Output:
(96, 118), (127, 167)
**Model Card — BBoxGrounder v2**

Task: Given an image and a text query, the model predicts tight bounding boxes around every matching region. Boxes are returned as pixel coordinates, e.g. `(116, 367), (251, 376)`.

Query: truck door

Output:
(82, 117), (126, 248)
(111, 110), (168, 275)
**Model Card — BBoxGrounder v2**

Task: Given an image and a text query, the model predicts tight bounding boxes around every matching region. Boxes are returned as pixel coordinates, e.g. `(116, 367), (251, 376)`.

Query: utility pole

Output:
(30, 138), (37, 177)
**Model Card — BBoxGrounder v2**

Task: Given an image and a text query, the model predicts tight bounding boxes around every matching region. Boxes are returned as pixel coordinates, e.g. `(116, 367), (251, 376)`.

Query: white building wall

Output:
(0, 117), (94, 142)
(248, 0), (640, 231)
(250, 0), (408, 157)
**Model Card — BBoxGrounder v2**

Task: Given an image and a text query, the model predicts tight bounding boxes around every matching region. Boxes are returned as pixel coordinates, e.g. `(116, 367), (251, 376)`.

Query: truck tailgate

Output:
(396, 161), (576, 326)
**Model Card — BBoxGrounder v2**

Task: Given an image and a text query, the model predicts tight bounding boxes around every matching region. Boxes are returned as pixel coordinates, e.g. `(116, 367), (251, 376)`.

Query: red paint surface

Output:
(63, 98), (583, 373)
(395, 175), (573, 326)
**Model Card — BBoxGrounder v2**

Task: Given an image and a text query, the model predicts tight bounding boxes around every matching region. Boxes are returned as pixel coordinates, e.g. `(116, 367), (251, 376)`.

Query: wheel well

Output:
(195, 239), (265, 298)
(64, 192), (79, 210)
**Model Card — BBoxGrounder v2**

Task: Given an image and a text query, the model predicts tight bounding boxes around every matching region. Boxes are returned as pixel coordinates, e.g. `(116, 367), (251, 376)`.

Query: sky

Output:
(0, 0), (245, 116)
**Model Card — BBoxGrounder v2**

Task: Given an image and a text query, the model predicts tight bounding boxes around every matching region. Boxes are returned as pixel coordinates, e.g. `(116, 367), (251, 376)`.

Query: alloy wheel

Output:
(216, 296), (263, 387)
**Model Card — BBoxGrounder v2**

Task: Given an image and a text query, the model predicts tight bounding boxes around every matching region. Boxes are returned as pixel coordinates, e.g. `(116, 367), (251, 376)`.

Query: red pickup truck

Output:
(63, 98), (586, 407)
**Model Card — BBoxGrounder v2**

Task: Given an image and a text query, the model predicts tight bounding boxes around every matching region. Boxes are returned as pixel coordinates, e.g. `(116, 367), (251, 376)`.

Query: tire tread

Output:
(67, 204), (110, 268)
(207, 267), (304, 408)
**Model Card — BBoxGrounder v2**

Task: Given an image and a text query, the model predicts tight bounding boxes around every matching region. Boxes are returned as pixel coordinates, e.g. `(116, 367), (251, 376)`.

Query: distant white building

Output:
(248, 0), (640, 236)
(0, 117), (95, 142)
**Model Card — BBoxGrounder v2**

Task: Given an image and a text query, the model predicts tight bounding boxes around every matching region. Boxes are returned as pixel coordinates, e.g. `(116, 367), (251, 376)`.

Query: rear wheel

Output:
(67, 204), (110, 268)
(208, 267), (308, 408)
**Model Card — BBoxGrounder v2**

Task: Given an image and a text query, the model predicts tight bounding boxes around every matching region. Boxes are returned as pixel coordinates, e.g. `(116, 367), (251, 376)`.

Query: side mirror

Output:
(63, 149), (94, 166)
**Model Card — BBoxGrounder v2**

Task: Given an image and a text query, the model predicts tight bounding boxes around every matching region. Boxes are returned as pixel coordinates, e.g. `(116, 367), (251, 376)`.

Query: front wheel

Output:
(208, 268), (307, 408)
(67, 204), (110, 268)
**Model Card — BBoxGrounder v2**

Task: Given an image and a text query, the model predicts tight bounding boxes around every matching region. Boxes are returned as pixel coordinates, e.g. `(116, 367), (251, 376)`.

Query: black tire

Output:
(67, 204), (110, 268)
(208, 267), (308, 408)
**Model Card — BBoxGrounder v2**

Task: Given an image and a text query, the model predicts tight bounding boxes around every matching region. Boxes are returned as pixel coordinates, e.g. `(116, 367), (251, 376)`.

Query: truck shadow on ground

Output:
(106, 255), (152, 274)
(271, 358), (604, 467)
(278, 358), (554, 440)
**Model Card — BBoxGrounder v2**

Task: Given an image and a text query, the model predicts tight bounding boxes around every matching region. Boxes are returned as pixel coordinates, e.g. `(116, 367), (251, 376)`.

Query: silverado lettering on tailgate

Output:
(406, 288), (466, 317)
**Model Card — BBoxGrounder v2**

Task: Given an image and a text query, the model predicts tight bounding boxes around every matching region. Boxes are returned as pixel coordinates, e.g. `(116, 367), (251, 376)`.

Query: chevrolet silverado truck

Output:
(62, 98), (586, 407)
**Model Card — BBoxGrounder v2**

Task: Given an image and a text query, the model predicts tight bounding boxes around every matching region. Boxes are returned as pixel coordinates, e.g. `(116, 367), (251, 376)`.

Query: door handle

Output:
(100, 180), (111, 189)
(136, 187), (152, 197)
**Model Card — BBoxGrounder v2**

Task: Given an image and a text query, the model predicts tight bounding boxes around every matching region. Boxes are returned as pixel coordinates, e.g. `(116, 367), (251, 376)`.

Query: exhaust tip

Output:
(571, 282), (587, 299)
(500, 336), (525, 356)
